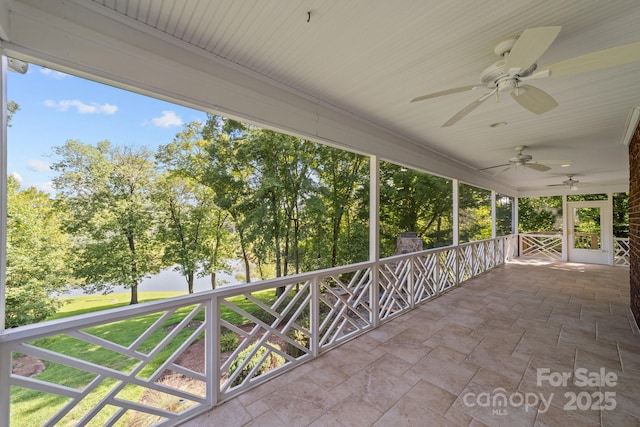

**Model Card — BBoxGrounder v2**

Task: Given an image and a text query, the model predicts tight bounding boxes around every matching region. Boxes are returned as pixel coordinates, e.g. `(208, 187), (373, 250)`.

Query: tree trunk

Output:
(210, 271), (217, 289)
(127, 233), (139, 304)
(187, 271), (194, 294)
(237, 226), (251, 283)
(130, 282), (139, 305)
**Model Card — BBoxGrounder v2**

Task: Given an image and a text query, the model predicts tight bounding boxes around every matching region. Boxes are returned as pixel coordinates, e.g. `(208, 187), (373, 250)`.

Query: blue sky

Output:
(7, 64), (207, 192)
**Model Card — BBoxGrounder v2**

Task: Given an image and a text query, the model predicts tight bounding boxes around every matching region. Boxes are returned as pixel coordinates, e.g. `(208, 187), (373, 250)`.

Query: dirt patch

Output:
(12, 354), (46, 377)
(169, 322), (291, 378)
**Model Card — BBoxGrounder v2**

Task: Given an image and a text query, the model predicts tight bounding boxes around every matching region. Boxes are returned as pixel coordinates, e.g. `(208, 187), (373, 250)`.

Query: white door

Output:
(567, 201), (611, 264)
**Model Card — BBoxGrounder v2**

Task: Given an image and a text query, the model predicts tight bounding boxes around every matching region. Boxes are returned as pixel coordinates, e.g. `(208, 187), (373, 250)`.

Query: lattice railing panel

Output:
(413, 253), (438, 303)
(486, 239), (496, 269)
(219, 281), (312, 397)
(8, 303), (209, 426)
(520, 234), (563, 260)
(472, 241), (485, 277)
(378, 258), (412, 321)
(458, 245), (473, 283)
(495, 237), (505, 265)
(439, 248), (457, 292)
(615, 238), (630, 267)
(318, 267), (373, 351)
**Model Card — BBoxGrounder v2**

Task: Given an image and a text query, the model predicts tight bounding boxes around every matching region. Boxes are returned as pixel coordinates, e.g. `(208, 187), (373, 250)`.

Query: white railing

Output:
(519, 233), (563, 261)
(0, 235), (517, 427)
(614, 237), (630, 266)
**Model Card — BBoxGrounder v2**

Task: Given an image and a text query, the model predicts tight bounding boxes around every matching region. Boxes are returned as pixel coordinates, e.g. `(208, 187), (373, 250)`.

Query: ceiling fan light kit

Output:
(411, 26), (640, 127)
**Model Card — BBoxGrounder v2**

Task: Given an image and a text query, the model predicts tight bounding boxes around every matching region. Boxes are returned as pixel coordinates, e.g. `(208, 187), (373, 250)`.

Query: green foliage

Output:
(228, 342), (285, 386)
(220, 333), (239, 352)
(496, 194), (514, 236)
(518, 196), (563, 232)
(8, 100), (19, 126)
(459, 183), (492, 243)
(380, 163), (453, 256)
(51, 141), (162, 304)
(613, 192), (629, 237)
(6, 175), (71, 327)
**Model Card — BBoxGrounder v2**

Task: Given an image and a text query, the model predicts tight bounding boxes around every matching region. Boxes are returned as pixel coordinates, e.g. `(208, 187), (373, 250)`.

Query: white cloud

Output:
(44, 99), (118, 115)
(40, 68), (68, 79)
(10, 172), (23, 183)
(151, 110), (183, 128)
(27, 159), (51, 172)
(35, 182), (55, 194)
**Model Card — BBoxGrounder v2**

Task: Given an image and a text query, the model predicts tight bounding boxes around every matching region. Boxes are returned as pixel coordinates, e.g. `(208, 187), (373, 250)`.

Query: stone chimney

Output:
(396, 232), (423, 254)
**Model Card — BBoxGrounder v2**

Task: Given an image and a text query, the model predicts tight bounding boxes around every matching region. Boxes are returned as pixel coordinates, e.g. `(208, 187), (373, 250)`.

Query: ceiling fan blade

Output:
(494, 166), (512, 176)
(477, 163), (510, 171)
(536, 159), (572, 166)
(411, 85), (479, 103)
(511, 84), (558, 114)
(525, 162), (551, 172)
(442, 91), (495, 127)
(546, 183), (566, 187)
(539, 41), (640, 78)
(504, 26), (562, 76)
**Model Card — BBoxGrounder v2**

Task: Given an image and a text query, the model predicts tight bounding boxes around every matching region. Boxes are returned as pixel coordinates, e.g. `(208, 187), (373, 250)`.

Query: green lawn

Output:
(11, 289), (283, 426)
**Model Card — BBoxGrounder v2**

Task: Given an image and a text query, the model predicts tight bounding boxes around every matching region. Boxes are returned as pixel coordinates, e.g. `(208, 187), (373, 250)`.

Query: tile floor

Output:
(183, 260), (640, 426)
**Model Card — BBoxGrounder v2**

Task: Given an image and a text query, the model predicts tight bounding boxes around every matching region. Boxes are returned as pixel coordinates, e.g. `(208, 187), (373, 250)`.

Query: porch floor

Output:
(183, 260), (639, 426)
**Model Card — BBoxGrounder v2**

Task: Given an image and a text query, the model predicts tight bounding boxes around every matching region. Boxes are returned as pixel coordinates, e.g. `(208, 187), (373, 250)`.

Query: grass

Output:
(11, 288), (285, 426)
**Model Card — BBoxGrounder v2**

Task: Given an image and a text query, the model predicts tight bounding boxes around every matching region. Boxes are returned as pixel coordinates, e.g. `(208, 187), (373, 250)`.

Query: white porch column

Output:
(562, 194), (568, 261)
(369, 155), (379, 261)
(0, 54), (9, 427)
(369, 155), (380, 327)
(491, 191), (497, 239)
(452, 179), (459, 246)
(1, 55), (7, 332)
(513, 197), (519, 235)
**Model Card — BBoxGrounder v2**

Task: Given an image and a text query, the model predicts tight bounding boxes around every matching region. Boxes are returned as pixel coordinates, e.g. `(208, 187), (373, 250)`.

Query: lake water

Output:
(62, 265), (241, 296)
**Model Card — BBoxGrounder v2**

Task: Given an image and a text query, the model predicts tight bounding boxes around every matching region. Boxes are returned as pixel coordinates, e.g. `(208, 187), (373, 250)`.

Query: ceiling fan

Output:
(411, 26), (640, 127)
(479, 145), (571, 175)
(548, 175), (580, 191)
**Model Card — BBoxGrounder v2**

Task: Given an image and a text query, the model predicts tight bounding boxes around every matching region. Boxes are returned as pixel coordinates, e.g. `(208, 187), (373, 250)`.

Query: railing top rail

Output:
(520, 233), (563, 238)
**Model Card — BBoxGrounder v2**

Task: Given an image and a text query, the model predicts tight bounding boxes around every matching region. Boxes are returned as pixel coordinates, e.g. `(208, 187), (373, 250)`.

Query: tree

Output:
(5, 176), (71, 327)
(459, 183), (492, 243)
(51, 140), (161, 304)
(8, 101), (19, 126)
(202, 115), (256, 284)
(380, 163), (453, 255)
(312, 146), (369, 267)
(518, 196), (563, 233)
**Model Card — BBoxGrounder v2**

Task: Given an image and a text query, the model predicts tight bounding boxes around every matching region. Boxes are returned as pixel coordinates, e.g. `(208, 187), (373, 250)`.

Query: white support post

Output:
(310, 276), (320, 357)
(0, 52), (9, 427)
(208, 296), (220, 409)
(369, 156), (380, 328)
(1, 55), (7, 331)
(513, 196), (519, 258)
(452, 180), (459, 285)
(491, 191), (497, 239)
(562, 194), (568, 262)
(452, 179), (459, 246)
(608, 193), (614, 265)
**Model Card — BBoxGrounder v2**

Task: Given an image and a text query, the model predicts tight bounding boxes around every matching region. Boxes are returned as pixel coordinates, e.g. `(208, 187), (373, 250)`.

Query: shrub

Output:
(220, 333), (238, 352)
(286, 328), (310, 358)
(228, 342), (284, 387)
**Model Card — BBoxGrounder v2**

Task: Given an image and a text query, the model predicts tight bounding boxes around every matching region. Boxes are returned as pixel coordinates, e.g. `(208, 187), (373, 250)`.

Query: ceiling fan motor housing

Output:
(480, 61), (537, 88)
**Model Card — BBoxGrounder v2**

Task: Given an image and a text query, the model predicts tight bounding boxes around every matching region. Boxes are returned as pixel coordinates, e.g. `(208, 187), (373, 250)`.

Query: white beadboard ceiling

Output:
(5, 0), (640, 194)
